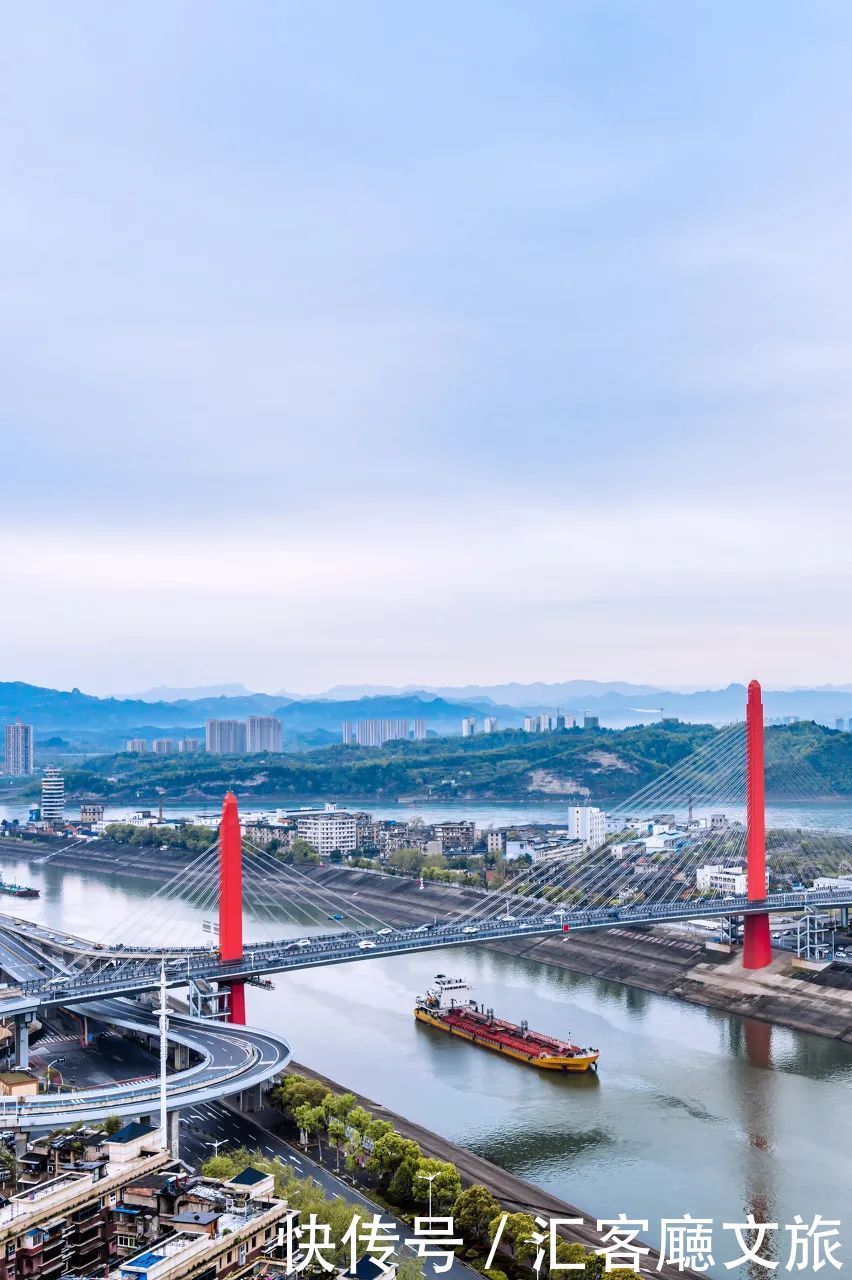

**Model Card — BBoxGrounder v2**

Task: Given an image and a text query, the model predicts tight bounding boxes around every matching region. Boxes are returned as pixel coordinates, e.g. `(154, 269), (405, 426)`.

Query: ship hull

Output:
(414, 1008), (599, 1071)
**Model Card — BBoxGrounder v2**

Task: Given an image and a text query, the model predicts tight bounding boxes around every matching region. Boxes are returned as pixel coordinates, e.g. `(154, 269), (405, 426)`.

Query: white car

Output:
(296, 939), (311, 948)
(358, 940), (376, 950)
(500, 914), (516, 922)
(377, 928), (394, 936)
(412, 925), (429, 934)
(463, 925), (479, 934)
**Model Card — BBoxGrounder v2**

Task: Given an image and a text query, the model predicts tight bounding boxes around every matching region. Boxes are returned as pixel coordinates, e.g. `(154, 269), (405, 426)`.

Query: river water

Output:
(0, 843), (850, 1273)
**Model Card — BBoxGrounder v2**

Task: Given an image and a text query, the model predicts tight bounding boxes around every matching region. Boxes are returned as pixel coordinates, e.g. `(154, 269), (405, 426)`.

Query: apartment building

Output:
(245, 717), (283, 754)
(433, 820), (476, 852)
(4, 723), (34, 777)
(40, 768), (64, 824)
(151, 740), (175, 755)
(295, 809), (358, 856)
(205, 721), (247, 755)
(125, 740), (147, 753)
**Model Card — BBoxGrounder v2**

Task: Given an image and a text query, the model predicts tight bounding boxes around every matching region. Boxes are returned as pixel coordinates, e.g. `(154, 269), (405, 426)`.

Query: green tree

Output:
(411, 1158), (462, 1214)
(387, 1156), (419, 1206)
(102, 1115), (122, 1136)
(453, 1185), (501, 1244)
(368, 1131), (421, 1186)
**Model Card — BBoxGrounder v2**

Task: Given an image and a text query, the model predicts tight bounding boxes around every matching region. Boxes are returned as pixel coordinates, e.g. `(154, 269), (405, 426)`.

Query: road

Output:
(177, 1097), (479, 1280)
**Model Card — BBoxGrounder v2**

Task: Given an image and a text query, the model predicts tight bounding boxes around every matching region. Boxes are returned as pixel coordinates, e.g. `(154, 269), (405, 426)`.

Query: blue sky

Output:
(2, 3), (851, 694)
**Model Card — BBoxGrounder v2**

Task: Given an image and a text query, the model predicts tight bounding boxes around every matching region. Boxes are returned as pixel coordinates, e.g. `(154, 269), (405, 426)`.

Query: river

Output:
(0, 844), (849, 1274)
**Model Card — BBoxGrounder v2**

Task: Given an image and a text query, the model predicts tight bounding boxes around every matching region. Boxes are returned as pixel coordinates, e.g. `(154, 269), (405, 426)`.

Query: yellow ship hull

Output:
(414, 1008), (599, 1071)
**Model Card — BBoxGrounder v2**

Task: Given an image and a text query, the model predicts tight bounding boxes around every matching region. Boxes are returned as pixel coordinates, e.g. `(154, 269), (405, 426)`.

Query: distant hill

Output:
(129, 683), (262, 702)
(4, 679), (852, 755)
(0, 682), (523, 751)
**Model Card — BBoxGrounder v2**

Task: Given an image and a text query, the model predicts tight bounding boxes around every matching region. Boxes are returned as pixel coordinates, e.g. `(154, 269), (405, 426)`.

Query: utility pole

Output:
(157, 959), (168, 1149)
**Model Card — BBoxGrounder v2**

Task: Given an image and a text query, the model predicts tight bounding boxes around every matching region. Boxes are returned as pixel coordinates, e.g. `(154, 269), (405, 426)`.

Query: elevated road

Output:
(1, 887), (850, 1017)
(0, 998), (290, 1128)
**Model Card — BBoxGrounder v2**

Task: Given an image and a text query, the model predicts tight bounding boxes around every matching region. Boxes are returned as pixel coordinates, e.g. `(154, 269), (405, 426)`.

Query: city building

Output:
(483, 716), (498, 733)
(486, 830), (506, 854)
(151, 739), (175, 755)
(566, 806), (607, 849)
(522, 716), (539, 733)
(205, 720), (247, 754)
(341, 721), (354, 745)
(583, 714), (600, 729)
(412, 718), (427, 741)
(696, 864), (747, 895)
(178, 738), (201, 753)
(295, 807), (358, 856)
(126, 739), (147, 753)
(246, 716), (283, 753)
(80, 802), (105, 824)
(40, 767), (65, 824)
(349, 719), (408, 748)
(4, 721), (34, 776)
(461, 716), (477, 737)
(433, 820), (476, 852)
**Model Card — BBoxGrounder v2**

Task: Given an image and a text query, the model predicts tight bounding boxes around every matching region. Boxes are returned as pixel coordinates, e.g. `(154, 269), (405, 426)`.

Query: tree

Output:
(489, 1213), (538, 1267)
(323, 1091), (356, 1124)
(453, 1185), (501, 1244)
(387, 847), (423, 874)
(387, 1156), (419, 1206)
(411, 1158), (462, 1215)
(273, 1073), (329, 1117)
(287, 838), (319, 864)
(368, 1132), (422, 1186)
(102, 1115), (122, 1136)
(327, 1117), (346, 1171)
(294, 1103), (326, 1154)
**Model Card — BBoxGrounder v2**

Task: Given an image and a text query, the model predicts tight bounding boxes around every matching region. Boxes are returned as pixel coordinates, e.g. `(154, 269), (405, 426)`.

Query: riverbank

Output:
(251, 1062), (697, 1280)
(5, 834), (852, 1044)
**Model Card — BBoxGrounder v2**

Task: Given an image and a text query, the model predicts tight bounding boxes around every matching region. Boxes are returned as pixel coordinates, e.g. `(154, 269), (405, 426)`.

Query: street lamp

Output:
(206, 1138), (228, 1157)
(416, 1171), (437, 1219)
(45, 1057), (66, 1092)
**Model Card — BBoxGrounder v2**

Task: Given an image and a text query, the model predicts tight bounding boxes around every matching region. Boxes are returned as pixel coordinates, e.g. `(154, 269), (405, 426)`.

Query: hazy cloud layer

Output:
(2, 3), (851, 692)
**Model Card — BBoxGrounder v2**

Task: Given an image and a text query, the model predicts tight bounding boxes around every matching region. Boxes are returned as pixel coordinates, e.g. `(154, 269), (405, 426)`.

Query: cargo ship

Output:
(0, 879), (39, 899)
(414, 974), (599, 1071)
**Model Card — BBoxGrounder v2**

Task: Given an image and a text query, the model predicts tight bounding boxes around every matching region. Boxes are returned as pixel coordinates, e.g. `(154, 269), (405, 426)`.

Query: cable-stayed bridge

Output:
(0, 679), (850, 1130)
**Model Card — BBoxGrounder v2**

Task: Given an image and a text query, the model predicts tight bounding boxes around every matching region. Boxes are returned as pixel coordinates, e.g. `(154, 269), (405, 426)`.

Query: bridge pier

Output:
(167, 1108), (181, 1157)
(841, 907), (849, 930)
(13, 1014), (31, 1070)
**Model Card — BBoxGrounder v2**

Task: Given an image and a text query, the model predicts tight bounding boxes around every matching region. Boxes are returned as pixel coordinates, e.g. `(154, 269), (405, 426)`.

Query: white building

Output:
(205, 719), (247, 754)
(523, 716), (539, 733)
(4, 722), (34, 776)
(483, 716), (498, 733)
(486, 830), (506, 854)
(461, 716), (477, 737)
(246, 716), (283, 753)
(567, 806), (607, 849)
(151, 738), (175, 754)
(125, 738), (146, 753)
(696, 864), (747, 895)
(295, 809), (358, 856)
(412, 718), (427, 740)
(40, 766), (65, 823)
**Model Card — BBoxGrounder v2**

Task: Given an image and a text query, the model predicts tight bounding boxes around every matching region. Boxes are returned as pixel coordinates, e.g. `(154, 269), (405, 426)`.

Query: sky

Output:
(2, 2), (852, 696)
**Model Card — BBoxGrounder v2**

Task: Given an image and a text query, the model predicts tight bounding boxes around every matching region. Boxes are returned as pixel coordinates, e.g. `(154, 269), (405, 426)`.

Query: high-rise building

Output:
(523, 716), (539, 733)
(40, 766), (65, 823)
(125, 738), (147, 753)
(350, 719), (409, 747)
(461, 716), (477, 737)
(482, 716), (498, 733)
(836, 718), (845, 731)
(178, 737), (201, 752)
(246, 716), (283, 753)
(342, 721), (354, 744)
(205, 719), (247, 754)
(583, 714), (600, 730)
(412, 718), (427, 741)
(567, 805), (607, 849)
(151, 738), (175, 755)
(4, 722), (34, 776)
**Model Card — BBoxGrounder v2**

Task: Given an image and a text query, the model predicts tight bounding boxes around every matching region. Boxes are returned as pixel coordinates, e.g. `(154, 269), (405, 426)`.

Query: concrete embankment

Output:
(6, 836), (852, 1043)
(254, 1063), (698, 1280)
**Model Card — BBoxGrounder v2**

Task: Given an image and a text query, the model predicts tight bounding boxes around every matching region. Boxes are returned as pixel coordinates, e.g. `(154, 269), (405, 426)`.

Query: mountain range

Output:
(4, 679), (852, 754)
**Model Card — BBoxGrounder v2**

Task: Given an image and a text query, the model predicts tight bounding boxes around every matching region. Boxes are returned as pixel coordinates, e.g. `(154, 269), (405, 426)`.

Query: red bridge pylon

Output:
(743, 680), (772, 969)
(219, 791), (246, 1023)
